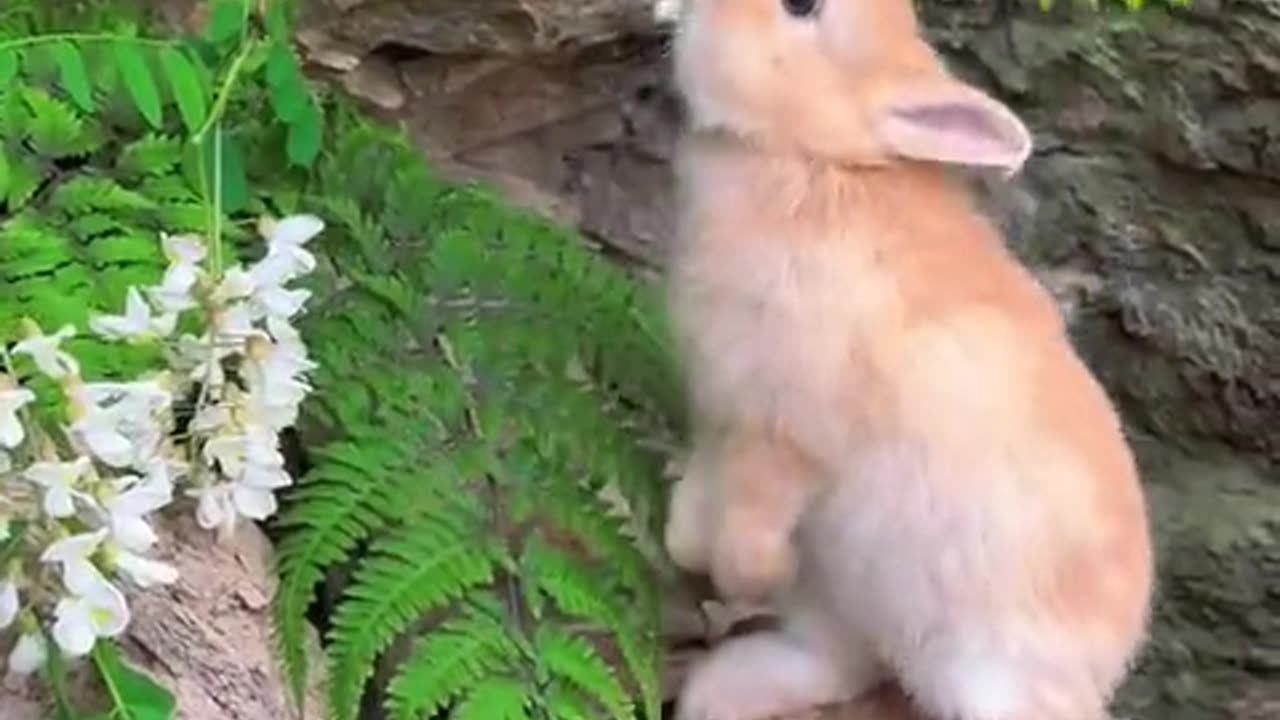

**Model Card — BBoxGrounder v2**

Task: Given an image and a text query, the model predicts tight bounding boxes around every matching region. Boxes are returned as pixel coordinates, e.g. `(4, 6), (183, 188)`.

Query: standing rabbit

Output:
(661, 0), (1154, 719)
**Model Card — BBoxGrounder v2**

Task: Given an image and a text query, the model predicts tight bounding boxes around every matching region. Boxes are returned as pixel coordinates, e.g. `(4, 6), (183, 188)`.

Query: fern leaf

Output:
(0, 48), (18, 85)
(51, 40), (94, 112)
(452, 677), (532, 720)
(273, 440), (432, 708)
(535, 626), (633, 720)
(48, 177), (156, 215)
(326, 521), (496, 720)
(0, 147), (9, 200)
(385, 605), (519, 720)
(22, 87), (86, 158)
(114, 41), (163, 129)
(4, 154), (42, 209)
(544, 681), (598, 720)
(158, 47), (206, 134)
(118, 134), (183, 177)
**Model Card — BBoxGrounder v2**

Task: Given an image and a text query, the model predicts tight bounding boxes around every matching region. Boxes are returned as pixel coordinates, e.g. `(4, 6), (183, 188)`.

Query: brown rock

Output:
(0, 513), (327, 720)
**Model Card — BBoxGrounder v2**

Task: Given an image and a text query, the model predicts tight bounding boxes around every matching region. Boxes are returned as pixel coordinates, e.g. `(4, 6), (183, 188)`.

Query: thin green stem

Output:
(0, 33), (176, 53)
(192, 38), (257, 145)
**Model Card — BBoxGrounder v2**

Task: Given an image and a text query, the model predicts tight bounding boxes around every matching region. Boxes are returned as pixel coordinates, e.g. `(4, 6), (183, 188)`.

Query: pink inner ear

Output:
(879, 92), (1032, 172)
(891, 104), (1002, 140)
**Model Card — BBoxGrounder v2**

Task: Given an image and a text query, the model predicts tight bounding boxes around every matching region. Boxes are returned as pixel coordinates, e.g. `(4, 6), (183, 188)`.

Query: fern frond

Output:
(535, 625), (634, 720)
(452, 677), (533, 720)
(325, 519), (496, 720)
(385, 603), (521, 720)
(117, 133), (183, 177)
(49, 176), (156, 215)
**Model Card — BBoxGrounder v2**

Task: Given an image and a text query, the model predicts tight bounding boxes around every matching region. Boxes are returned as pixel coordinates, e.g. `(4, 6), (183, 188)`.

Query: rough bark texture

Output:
(1, 514), (327, 720)
(296, 1), (1280, 718)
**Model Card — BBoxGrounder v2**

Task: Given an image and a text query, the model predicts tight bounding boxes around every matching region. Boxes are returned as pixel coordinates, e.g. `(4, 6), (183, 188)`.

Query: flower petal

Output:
(232, 485), (277, 520)
(41, 528), (109, 565)
(7, 632), (46, 676)
(52, 597), (97, 657)
(87, 581), (131, 637)
(0, 580), (18, 629)
(263, 214), (324, 248)
(115, 552), (178, 588)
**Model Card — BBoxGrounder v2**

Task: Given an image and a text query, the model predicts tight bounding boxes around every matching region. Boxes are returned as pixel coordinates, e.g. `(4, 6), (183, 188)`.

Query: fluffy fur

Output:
(663, 1), (1155, 719)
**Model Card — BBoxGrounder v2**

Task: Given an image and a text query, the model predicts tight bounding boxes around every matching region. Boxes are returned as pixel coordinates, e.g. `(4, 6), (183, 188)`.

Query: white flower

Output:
(148, 234), (207, 313)
(251, 215), (322, 287)
(23, 457), (95, 518)
(0, 385), (35, 449)
(41, 528), (109, 595)
(0, 576), (18, 629)
(176, 334), (229, 387)
(213, 265), (255, 303)
(111, 550), (177, 588)
(13, 325), (79, 379)
(104, 472), (172, 552)
(69, 381), (173, 469)
(7, 632), (46, 676)
(232, 484), (278, 520)
(90, 286), (178, 341)
(192, 483), (235, 532)
(51, 576), (129, 657)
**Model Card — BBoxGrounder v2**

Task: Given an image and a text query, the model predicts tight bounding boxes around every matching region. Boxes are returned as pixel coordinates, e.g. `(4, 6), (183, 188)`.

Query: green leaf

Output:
(52, 41), (94, 112)
(286, 98), (322, 167)
(114, 41), (163, 129)
(22, 87), (86, 158)
(93, 642), (177, 720)
(118, 134), (184, 177)
(0, 48), (19, 85)
(266, 0), (292, 39)
(159, 47), (207, 134)
(206, 0), (247, 44)
(452, 677), (532, 720)
(266, 42), (307, 122)
(0, 148), (9, 200)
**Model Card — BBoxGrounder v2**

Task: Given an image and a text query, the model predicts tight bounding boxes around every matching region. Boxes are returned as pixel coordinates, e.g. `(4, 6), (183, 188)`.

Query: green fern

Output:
(268, 105), (678, 720)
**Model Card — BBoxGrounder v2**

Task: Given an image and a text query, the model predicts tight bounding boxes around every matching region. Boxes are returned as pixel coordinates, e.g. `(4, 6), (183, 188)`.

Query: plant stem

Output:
(192, 39), (257, 145)
(0, 33), (175, 53)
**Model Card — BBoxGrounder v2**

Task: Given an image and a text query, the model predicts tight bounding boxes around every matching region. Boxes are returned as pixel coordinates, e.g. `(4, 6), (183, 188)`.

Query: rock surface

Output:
(299, 0), (1280, 717)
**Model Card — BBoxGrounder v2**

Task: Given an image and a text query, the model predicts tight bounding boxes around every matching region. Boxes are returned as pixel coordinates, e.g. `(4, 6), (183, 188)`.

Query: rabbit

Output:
(661, 0), (1155, 719)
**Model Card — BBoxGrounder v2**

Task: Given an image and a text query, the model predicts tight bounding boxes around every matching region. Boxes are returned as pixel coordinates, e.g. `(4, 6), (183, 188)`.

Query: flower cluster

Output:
(0, 215), (323, 675)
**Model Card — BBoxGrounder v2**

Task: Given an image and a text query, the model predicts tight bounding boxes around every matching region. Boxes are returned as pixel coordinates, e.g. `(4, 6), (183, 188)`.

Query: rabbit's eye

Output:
(781, 0), (821, 17)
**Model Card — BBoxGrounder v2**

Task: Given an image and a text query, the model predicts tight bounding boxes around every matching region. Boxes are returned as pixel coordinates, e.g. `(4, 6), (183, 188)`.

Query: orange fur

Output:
(663, 1), (1154, 719)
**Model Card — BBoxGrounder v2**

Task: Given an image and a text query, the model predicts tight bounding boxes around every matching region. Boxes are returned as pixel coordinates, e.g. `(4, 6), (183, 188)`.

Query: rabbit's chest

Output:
(671, 240), (892, 452)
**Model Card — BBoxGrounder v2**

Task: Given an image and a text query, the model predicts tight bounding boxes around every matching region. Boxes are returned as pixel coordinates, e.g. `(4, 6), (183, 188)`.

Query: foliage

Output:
(0, 1), (327, 718)
(272, 107), (682, 720)
(0, 2), (683, 720)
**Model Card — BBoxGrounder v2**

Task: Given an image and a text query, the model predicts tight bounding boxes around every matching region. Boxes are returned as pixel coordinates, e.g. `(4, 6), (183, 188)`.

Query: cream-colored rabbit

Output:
(662, 0), (1154, 719)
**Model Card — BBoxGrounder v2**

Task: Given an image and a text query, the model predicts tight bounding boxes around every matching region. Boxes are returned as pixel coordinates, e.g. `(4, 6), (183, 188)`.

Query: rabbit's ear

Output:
(873, 78), (1032, 174)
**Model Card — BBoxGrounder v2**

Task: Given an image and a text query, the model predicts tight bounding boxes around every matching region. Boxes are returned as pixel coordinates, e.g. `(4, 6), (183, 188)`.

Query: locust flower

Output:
(103, 470), (173, 552)
(68, 380), (173, 469)
(251, 214), (322, 287)
(13, 324), (79, 380)
(90, 287), (178, 342)
(0, 574), (18, 629)
(41, 529), (108, 594)
(0, 384), (34, 449)
(23, 457), (95, 518)
(148, 234), (207, 313)
(7, 632), (46, 677)
(51, 574), (129, 657)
